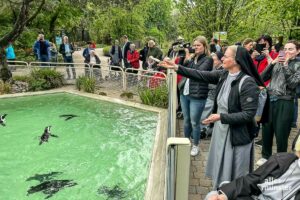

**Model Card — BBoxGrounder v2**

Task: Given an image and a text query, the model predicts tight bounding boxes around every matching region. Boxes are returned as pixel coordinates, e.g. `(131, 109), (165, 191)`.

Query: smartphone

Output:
(278, 50), (286, 63)
(255, 43), (266, 54)
(278, 50), (286, 58)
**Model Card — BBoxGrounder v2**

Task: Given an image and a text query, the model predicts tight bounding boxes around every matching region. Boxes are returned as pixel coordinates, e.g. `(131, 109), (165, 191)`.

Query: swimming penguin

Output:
(39, 126), (58, 145)
(59, 114), (79, 121)
(0, 114), (7, 126)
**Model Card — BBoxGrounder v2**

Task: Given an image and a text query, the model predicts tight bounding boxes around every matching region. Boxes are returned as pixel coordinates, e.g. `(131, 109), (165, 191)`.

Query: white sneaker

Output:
(190, 145), (199, 156)
(256, 158), (267, 166)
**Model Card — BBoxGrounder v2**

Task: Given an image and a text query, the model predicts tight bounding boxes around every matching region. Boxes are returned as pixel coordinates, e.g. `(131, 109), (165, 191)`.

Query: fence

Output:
(7, 61), (167, 97)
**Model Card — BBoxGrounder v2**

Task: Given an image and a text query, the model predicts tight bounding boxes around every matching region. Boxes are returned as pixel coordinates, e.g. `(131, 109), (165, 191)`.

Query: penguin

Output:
(0, 114), (7, 126)
(59, 114), (79, 121)
(39, 126), (58, 145)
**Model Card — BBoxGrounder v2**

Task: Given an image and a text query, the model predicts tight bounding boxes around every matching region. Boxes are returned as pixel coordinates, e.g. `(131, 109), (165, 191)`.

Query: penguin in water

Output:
(59, 114), (78, 121)
(39, 126), (58, 145)
(0, 114), (7, 126)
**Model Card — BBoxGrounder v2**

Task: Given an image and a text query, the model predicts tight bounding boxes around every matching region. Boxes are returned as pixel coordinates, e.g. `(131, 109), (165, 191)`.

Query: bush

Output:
(13, 75), (31, 82)
(103, 46), (111, 57)
(13, 69), (64, 91)
(0, 80), (11, 94)
(138, 83), (168, 108)
(29, 68), (64, 91)
(75, 76), (96, 93)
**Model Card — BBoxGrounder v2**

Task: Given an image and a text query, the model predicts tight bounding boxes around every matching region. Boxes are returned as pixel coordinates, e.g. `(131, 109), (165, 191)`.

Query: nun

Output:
(159, 45), (264, 189)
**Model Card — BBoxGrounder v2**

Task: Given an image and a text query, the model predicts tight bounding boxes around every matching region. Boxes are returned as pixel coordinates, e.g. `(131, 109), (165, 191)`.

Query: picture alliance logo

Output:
(261, 177), (292, 191)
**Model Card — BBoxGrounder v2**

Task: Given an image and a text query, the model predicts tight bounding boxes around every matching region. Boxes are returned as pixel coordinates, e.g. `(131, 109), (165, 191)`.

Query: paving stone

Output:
(178, 111), (300, 200)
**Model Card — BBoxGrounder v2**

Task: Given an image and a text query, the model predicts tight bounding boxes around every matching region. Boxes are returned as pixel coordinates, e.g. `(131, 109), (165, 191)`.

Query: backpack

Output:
(239, 75), (267, 122)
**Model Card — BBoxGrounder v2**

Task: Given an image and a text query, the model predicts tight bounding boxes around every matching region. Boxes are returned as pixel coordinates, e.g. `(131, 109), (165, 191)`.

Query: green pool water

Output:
(0, 93), (158, 200)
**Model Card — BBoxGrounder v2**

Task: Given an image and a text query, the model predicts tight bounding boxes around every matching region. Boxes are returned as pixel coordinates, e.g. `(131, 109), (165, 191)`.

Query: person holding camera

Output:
(256, 40), (300, 166)
(169, 36), (213, 156)
(253, 35), (278, 85)
(33, 34), (51, 66)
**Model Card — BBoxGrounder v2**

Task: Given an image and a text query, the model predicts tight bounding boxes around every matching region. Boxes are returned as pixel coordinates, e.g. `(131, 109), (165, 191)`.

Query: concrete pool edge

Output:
(0, 89), (167, 199)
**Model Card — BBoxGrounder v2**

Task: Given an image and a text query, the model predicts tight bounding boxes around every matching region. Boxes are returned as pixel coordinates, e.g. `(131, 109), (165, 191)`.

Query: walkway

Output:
(176, 110), (300, 200)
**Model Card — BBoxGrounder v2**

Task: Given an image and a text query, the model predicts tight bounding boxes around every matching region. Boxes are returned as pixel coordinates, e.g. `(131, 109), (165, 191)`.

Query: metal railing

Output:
(7, 61), (167, 95)
(165, 69), (190, 200)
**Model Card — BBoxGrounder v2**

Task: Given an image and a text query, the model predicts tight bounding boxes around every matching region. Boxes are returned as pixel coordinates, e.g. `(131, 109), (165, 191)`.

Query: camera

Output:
(183, 43), (191, 48)
(255, 43), (266, 54)
(177, 43), (191, 49)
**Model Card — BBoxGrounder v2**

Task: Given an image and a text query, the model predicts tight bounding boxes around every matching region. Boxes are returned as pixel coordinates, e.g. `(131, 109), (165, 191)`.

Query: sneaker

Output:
(256, 158), (267, 166)
(190, 145), (199, 156)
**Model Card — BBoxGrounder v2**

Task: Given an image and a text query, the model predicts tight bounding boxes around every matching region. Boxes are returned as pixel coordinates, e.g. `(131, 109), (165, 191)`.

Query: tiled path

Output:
(176, 117), (299, 200)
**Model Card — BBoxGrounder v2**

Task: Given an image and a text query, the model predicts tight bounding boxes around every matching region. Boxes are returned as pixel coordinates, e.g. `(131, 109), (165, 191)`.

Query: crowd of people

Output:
(158, 35), (300, 199)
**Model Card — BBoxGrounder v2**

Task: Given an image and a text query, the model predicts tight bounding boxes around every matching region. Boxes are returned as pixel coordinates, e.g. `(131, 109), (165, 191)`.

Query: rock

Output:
(11, 81), (29, 93)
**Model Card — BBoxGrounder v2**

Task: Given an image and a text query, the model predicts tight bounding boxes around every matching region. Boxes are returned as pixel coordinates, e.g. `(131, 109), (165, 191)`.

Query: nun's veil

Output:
(235, 46), (265, 87)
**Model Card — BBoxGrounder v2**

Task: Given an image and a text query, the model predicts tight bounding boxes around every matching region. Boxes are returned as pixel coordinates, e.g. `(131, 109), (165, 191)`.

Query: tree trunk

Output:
(0, 0), (45, 82)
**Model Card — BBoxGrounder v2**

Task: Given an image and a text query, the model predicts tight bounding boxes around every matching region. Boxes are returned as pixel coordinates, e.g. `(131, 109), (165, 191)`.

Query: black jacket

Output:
(59, 43), (74, 57)
(179, 54), (213, 99)
(220, 153), (300, 200)
(177, 67), (259, 146)
(122, 41), (131, 59)
(109, 45), (122, 59)
(261, 59), (300, 100)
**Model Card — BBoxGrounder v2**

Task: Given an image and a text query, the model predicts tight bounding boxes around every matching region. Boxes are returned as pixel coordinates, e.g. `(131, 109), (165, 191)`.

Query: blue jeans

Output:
(64, 56), (76, 79)
(180, 95), (206, 145)
(39, 54), (49, 66)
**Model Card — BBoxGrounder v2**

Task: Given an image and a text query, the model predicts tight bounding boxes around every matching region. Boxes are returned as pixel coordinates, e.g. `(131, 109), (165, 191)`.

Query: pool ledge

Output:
(0, 88), (168, 199)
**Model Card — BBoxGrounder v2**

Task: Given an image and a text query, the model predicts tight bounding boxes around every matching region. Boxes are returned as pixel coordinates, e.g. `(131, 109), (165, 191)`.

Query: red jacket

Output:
(253, 51), (278, 86)
(127, 50), (140, 69)
(175, 57), (183, 84)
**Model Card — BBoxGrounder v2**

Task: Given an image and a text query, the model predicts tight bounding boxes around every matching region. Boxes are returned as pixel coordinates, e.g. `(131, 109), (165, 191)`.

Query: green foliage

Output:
(102, 46), (111, 57)
(1, 0), (298, 55)
(0, 80), (11, 94)
(75, 76), (96, 93)
(0, 66), (12, 83)
(13, 75), (31, 82)
(13, 69), (64, 91)
(29, 68), (64, 90)
(138, 83), (168, 108)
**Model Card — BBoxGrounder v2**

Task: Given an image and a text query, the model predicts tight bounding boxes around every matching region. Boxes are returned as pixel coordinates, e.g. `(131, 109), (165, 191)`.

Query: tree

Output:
(0, 0), (45, 82)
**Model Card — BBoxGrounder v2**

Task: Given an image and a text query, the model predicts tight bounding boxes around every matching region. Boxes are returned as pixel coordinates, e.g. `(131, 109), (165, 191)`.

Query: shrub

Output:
(75, 76), (85, 91)
(29, 68), (64, 90)
(138, 83), (168, 108)
(103, 46), (111, 57)
(13, 75), (31, 82)
(0, 80), (11, 94)
(12, 69), (64, 91)
(75, 76), (96, 93)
